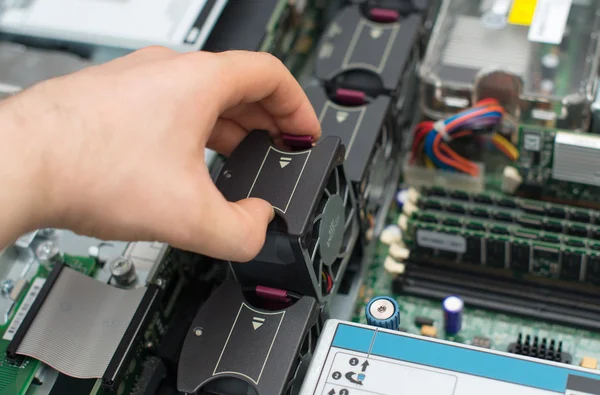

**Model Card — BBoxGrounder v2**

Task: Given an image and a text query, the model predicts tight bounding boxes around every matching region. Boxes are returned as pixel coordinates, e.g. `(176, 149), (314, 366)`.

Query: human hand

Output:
(0, 47), (321, 261)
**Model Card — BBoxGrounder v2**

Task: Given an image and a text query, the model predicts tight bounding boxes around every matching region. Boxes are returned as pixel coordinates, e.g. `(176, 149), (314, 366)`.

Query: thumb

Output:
(198, 195), (274, 262)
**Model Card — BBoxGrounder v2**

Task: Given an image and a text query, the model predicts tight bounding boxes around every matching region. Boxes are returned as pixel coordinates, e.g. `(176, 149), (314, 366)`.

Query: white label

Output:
(524, 134), (541, 151)
(528, 0), (573, 44)
(531, 109), (557, 121)
(417, 230), (466, 253)
(3, 278), (46, 341)
(492, 0), (512, 14)
(555, 131), (600, 149)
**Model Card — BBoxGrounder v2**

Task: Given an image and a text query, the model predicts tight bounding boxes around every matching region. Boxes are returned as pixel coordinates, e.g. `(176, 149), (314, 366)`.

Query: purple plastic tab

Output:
(335, 88), (367, 106)
(256, 285), (291, 303)
(282, 134), (313, 150)
(369, 8), (400, 23)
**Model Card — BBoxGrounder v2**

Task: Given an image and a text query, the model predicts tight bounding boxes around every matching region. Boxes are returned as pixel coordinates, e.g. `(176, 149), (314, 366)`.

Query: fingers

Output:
(204, 51), (321, 140)
(221, 102), (279, 135)
(207, 118), (247, 156)
(192, 193), (274, 262)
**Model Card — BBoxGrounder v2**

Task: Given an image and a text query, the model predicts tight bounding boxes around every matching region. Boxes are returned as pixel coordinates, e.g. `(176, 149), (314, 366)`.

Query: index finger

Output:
(205, 50), (321, 140)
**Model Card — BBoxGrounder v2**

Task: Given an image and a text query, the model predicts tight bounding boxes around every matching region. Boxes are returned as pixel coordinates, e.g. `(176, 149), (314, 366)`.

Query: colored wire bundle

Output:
(410, 99), (518, 176)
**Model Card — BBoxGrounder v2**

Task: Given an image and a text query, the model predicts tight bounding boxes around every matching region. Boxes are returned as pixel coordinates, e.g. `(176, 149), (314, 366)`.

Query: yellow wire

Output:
(424, 156), (435, 169)
(492, 133), (519, 160)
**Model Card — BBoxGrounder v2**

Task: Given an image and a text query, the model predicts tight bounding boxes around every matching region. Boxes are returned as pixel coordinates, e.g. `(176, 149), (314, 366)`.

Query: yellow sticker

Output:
(508, 0), (538, 26)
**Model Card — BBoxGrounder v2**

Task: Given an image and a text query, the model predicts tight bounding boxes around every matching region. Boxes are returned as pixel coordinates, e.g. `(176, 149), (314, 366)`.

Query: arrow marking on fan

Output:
(252, 316), (265, 330)
(279, 157), (292, 168)
(336, 111), (348, 123)
(370, 27), (383, 39)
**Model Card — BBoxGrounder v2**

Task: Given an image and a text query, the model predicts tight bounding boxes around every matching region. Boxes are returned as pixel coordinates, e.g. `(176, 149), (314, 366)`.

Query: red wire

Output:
(411, 121), (434, 162)
(412, 99), (503, 167)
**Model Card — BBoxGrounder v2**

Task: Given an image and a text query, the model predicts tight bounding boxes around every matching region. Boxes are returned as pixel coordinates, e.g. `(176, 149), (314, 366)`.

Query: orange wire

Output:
(436, 130), (479, 173)
(432, 133), (479, 176)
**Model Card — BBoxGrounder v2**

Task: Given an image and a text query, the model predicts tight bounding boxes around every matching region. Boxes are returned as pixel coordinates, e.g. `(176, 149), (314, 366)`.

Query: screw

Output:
(194, 327), (203, 337)
(2, 280), (14, 296)
(155, 278), (165, 288)
(109, 257), (136, 286)
(223, 170), (232, 179)
(36, 241), (62, 266)
(38, 228), (59, 239)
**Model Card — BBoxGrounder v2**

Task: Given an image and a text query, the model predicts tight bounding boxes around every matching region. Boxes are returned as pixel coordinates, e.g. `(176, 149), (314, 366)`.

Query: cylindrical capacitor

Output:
(443, 295), (464, 335)
(365, 296), (400, 330)
(35, 241), (63, 267)
(109, 257), (137, 286)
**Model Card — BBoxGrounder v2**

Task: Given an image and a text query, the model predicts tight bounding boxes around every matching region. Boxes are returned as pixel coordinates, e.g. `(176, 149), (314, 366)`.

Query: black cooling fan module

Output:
(215, 130), (360, 304)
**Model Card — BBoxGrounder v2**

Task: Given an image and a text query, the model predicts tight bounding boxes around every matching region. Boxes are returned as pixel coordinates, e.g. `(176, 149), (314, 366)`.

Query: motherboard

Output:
(3, 0), (600, 394)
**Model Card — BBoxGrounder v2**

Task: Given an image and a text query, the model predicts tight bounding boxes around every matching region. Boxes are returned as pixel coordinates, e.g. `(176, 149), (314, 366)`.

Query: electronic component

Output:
(305, 86), (398, 236)
(131, 356), (167, 395)
(365, 296), (400, 330)
(109, 256), (137, 287)
(508, 334), (572, 364)
(414, 316), (434, 327)
(394, 186), (600, 330)
(214, 130), (359, 303)
(517, 126), (600, 207)
(315, 4), (421, 130)
(177, 280), (319, 395)
(0, 0), (228, 52)
(580, 357), (598, 370)
(383, 256), (406, 275)
(420, 324), (437, 338)
(396, 188), (409, 209)
(300, 320), (600, 395)
(442, 295), (463, 335)
(420, 0), (600, 131)
(403, 157), (486, 193)
(472, 336), (491, 349)
(408, 98), (515, 183)
(4, 263), (157, 389)
(388, 243), (410, 262)
(380, 225), (402, 245)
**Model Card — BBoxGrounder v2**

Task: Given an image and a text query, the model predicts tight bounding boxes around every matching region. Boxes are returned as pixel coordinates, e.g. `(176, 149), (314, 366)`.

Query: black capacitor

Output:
(414, 316), (434, 327)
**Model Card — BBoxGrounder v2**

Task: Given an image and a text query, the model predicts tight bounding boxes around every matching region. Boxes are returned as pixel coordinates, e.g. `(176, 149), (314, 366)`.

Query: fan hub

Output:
(319, 194), (346, 267)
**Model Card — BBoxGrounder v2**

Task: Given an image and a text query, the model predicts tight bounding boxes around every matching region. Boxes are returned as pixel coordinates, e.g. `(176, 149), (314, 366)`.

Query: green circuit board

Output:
(351, 206), (600, 367)
(0, 255), (97, 395)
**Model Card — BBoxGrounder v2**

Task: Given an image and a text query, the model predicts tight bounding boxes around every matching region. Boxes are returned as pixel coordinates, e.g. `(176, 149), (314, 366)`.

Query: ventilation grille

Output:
(552, 131), (600, 187)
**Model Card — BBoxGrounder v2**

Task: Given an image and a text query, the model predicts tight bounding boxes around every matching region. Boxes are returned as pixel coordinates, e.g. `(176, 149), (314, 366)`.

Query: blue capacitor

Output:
(365, 296), (400, 330)
(443, 295), (464, 335)
(396, 188), (409, 209)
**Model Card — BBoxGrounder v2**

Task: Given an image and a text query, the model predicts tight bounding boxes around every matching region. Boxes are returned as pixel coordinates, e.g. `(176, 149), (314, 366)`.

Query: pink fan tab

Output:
(282, 134), (314, 150)
(335, 88), (367, 106)
(256, 285), (291, 303)
(369, 8), (400, 23)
